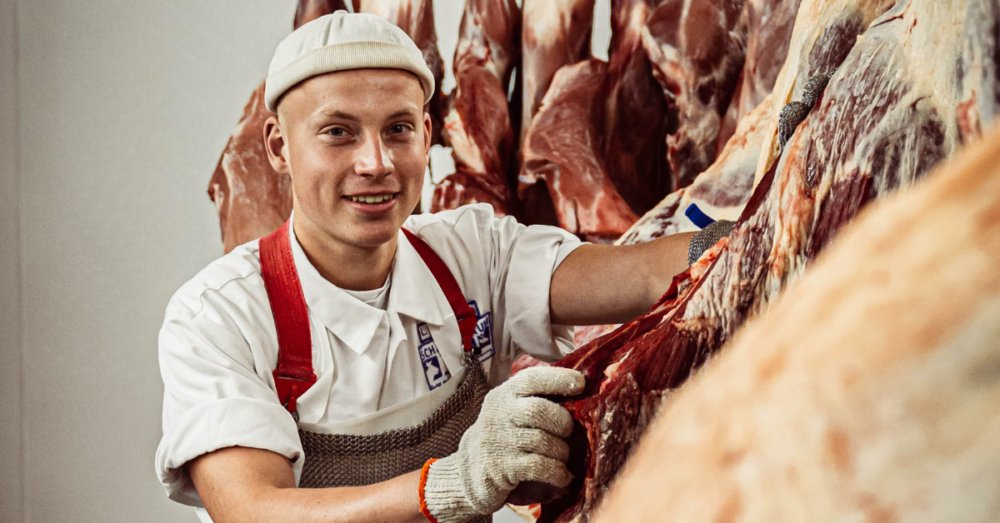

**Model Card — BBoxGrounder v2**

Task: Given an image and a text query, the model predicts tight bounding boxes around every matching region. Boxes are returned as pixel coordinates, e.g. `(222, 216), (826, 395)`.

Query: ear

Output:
(422, 111), (432, 156)
(263, 114), (291, 176)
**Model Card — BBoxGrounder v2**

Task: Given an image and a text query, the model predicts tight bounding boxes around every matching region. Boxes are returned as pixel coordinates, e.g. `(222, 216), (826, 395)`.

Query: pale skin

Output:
(189, 68), (695, 523)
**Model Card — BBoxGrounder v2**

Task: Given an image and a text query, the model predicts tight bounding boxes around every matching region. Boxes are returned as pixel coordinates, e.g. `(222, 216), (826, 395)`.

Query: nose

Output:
(355, 131), (394, 178)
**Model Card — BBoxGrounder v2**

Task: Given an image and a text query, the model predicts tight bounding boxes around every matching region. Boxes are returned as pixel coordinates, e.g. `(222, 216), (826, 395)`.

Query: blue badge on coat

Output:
(468, 301), (494, 363)
(417, 322), (451, 390)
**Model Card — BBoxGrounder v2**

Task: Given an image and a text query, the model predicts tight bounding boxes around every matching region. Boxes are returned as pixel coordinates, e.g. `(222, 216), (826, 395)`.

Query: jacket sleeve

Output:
(154, 288), (303, 507)
(406, 204), (586, 365)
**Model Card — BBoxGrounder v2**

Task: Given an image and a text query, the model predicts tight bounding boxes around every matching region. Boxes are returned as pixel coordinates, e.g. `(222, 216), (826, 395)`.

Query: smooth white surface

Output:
(1, 0), (24, 520)
(15, 1), (293, 521)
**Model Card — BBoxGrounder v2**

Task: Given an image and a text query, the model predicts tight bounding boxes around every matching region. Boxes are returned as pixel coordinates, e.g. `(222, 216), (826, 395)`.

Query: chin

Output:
(345, 225), (401, 249)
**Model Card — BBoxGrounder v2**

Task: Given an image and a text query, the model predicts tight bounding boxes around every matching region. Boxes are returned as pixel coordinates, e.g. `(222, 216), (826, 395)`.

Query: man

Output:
(156, 12), (694, 523)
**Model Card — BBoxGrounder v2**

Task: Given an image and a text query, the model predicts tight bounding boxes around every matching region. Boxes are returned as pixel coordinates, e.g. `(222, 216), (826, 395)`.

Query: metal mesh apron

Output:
(299, 359), (490, 523)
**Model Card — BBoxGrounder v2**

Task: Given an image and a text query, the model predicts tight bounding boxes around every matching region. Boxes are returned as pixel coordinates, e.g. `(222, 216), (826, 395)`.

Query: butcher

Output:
(156, 11), (701, 523)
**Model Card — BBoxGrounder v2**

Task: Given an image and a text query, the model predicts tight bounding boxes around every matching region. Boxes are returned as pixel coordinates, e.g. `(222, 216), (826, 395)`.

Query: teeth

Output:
(349, 194), (395, 204)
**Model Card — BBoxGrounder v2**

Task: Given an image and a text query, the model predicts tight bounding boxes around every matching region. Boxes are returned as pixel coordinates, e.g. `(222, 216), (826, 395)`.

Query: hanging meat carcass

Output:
(592, 121), (1000, 523)
(209, 0), (445, 252)
(619, 0), (890, 244)
(429, 0), (521, 215)
(520, 60), (641, 239)
(520, 0), (596, 145)
(618, 0), (803, 245)
(518, 0), (671, 241)
(715, 0), (803, 146)
(600, 0), (673, 216)
(642, 0), (748, 191)
(539, 0), (998, 520)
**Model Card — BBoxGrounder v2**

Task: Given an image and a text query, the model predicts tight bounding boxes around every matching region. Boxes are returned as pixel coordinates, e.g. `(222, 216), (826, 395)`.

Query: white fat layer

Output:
(443, 108), (487, 173)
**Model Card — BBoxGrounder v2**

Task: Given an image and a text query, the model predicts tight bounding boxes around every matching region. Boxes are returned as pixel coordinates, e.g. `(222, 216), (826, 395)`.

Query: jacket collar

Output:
(286, 214), (452, 354)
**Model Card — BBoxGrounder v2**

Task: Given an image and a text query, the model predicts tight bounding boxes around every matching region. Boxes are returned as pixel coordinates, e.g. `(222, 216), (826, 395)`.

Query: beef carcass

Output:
(520, 0), (596, 145)
(593, 121), (1000, 523)
(716, 0), (803, 146)
(540, 0), (998, 520)
(518, 0), (671, 240)
(619, 0), (893, 245)
(208, 82), (294, 254)
(429, 0), (520, 215)
(642, 0), (748, 190)
(295, 0), (348, 28)
(600, 0), (673, 216)
(520, 60), (640, 239)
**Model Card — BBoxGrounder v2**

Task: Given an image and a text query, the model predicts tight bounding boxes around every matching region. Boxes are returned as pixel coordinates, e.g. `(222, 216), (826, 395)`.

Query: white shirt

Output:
(156, 204), (583, 508)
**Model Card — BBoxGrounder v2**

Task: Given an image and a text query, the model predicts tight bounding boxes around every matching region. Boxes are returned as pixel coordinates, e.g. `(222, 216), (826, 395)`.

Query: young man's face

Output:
(267, 68), (431, 250)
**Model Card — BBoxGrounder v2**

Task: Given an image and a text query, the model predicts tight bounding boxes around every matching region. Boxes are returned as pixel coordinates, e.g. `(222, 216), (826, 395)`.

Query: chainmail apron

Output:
(298, 352), (492, 523)
(297, 352), (488, 492)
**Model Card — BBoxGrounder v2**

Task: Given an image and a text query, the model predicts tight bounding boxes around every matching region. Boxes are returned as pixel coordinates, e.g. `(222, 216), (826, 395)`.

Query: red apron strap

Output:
(401, 228), (477, 354)
(259, 220), (316, 415)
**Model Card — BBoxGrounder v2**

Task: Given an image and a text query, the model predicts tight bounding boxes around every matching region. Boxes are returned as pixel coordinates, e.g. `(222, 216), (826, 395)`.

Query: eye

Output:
(329, 127), (348, 137)
(390, 123), (411, 135)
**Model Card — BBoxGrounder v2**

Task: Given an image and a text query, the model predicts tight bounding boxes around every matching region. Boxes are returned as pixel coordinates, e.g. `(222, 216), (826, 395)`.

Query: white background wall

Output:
(0, 1), (611, 521)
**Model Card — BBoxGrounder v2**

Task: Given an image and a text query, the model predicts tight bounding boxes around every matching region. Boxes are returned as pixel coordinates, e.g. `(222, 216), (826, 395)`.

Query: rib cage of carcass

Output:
(540, 0), (1000, 520)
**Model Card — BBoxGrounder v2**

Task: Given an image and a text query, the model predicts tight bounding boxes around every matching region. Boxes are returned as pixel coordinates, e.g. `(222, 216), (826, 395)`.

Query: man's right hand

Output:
(421, 367), (585, 523)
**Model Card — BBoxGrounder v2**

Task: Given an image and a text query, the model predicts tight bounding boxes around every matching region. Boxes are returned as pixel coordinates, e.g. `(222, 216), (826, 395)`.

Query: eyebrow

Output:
(386, 109), (420, 120)
(316, 107), (420, 121)
(319, 109), (360, 121)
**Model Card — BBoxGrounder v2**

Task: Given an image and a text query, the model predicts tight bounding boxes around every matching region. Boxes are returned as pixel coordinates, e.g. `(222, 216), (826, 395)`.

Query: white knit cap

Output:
(264, 11), (435, 112)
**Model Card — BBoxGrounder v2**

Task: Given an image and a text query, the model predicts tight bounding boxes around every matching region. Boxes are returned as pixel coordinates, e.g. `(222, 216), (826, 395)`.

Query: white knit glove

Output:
(422, 367), (585, 523)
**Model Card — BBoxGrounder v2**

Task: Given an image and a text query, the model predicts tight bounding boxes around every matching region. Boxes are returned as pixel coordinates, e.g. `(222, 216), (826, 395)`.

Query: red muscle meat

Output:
(600, 0), (673, 216)
(642, 0), (748, 191)
(207, 82), (293, 254)
(430, 0), (520, 215)
(519, 0), (596, 145)
(618, 0), (885, 245)
(717, 0), (803, 147)
(519, 0), (672, 240)
(520, 60), (640, 240)
(540, 0), (998, 520)
(209, 1), (444, 251)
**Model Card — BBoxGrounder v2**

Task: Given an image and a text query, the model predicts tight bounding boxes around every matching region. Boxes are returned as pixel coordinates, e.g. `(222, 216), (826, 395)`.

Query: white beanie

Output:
(264, 11), (435, 112)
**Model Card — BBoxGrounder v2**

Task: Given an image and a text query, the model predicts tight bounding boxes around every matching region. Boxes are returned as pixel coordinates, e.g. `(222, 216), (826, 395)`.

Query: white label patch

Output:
(469, 301), (494, 363)
(417, 322), (451, 390)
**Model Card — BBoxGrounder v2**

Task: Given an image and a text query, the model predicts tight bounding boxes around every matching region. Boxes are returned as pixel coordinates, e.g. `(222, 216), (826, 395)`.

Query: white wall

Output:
(1, 0), (25, 520)
(1, 1), (614, 521)
(12, 1), (293, 521)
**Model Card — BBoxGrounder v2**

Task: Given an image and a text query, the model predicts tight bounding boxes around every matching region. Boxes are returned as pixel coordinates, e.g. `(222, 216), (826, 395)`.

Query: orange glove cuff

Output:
(419, 458), (440, 523)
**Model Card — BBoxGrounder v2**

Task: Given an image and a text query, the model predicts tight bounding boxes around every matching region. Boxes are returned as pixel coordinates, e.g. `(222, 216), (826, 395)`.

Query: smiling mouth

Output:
(345, 193), (398, 204)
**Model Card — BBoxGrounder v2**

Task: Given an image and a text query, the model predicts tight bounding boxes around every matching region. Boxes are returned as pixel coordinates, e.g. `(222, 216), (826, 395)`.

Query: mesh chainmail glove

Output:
(688, 220), (736, 265)
(422, 367), (585, 523)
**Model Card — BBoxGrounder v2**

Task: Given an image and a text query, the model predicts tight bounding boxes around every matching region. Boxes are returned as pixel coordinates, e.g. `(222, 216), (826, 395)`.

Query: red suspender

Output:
(400, 228), (478, 355)
(259, 220), (476, 416)
(259, 222), (317, 415)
